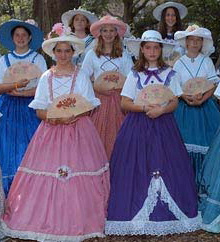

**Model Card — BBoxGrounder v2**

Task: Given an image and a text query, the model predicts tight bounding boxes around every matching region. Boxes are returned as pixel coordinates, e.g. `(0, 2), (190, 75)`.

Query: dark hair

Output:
(70, 14), (90, 35)
(158, 7), (182, 39)
(52, 41), (75, 52)
(95, 34), (123, 58)
(133, 42), (167, 72)
(11, 25), (31, 38)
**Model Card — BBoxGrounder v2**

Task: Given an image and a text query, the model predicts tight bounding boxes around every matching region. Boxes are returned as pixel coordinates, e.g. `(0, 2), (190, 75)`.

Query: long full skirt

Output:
(105, 112), (201, 236)
(0, 94), (40, 195)
(1, 116), (109, 241)
(174, 98), (220, 187)
(199, 125), (220, 233)
(91, 89), (125, 160)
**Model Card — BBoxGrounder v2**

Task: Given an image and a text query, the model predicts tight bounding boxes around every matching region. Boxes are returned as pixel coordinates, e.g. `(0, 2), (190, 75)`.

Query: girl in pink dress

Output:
(1, 24), (109, 241)
(81, 16), (133, 159)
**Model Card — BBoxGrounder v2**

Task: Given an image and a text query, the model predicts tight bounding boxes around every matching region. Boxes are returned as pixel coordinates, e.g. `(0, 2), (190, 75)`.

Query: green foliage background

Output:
(0, 0), (219, 61)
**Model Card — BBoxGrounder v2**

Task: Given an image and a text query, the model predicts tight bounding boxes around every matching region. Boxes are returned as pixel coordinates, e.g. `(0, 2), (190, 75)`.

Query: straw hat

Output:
(90, 15), (127, 38)
(125, 30), (172, 57)
(153, 1), (188, 21)
(174, 25), (213, 55)
(0, 19), (43, 51)
(42, 23), (85, 59)
(61, 7), (98, 27)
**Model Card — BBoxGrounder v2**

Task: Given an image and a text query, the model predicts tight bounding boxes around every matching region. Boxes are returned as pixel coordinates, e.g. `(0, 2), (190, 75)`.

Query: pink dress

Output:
(1, 68), (110, 241)
(82, 50), (133, 159)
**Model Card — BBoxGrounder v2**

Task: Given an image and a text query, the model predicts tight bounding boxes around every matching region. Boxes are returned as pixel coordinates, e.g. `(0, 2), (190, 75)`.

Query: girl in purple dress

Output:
(105, 30), (201, 236)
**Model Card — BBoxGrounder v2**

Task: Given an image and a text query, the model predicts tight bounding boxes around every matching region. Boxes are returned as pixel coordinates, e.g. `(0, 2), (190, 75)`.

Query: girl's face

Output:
(186, 36), (203, 54)
(165, 8), (177, 27)
(53, 42), (74, 65)
(100, 25), (118, 44)
(72, 14), (89, 31)
(141, 42), (162, 64)
(12, 27), (31, 50)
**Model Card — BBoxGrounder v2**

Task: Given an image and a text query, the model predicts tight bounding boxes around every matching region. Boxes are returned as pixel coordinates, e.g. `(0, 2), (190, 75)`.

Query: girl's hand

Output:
(17, 79), (30, 88)
(146, 104), (164, 119)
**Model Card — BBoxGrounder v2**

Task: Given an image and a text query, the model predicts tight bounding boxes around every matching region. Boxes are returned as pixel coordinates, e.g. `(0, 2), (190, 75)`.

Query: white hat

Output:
(61, 8), (98, 27)
(153, 1), (188, 21)
(174, 25), (213, 55)
(42, 23), (85, 58)
(125, 30), (171, 57)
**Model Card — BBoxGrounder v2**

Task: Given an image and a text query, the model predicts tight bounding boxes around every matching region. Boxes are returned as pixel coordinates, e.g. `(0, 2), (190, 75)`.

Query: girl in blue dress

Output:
(198, 84), (220, 233)
(0, 19), (47, 195)
(173, 25), (220, 188)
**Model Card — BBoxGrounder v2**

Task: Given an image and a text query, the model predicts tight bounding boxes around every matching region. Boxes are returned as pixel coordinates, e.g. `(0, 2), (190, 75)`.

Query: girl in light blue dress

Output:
(173, 25), (220, 188)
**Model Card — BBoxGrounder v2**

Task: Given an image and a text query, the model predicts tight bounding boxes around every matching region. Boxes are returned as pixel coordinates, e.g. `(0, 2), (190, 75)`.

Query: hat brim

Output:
(174, 29), (213, 55)
(42, 36), (85, 59)
(90, 19), (127, 38)
(0, 20), (44, 51)
(61, 9), (99, 27)
(124, 37), (173, 58)
(153, 2), (188, 21)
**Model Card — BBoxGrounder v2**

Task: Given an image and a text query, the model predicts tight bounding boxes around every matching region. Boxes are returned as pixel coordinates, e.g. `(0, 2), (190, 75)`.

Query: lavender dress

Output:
(105, 67), (201, 235)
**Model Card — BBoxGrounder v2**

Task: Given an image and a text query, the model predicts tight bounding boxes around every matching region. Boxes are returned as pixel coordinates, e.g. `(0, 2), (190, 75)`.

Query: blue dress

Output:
(0, 50), (47, 195)
(173, 54), (220, 188)
(199, 125), (220, 232)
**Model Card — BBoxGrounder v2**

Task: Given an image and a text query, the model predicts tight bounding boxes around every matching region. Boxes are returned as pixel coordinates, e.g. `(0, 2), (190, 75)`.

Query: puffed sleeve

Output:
(34, 53), (48, 73)
(121, 51), (134, 76)
(74, 70), (100, 107)
(28, 70), (50, 110)
(214, 82), (220, 99)
(0, 56), (9, 84)
(167, 70), (183, 96)
(205, 57), (220, 83)
(81, 49), (95, 78)
(121, 70), (138, 100)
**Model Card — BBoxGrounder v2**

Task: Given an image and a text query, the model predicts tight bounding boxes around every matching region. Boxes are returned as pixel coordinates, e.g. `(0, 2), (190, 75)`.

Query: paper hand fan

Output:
(182, 77), (214, 95)
(94, 71), (126, 92)
(47, 94), (94, 119)
(135, 84), (175, 106)
(3, 61), (42, 90)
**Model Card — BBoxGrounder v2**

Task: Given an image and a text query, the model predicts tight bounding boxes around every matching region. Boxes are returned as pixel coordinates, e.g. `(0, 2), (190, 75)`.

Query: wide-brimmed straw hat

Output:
(61, 8), (98, 27)
(125, 30), (172, 58)
(90, 15), (127, 38)
(42, 23), (85, 58)
(0, 19), (43, 51)
(174, 25), (213, 55)
(153, 1), (188, 21)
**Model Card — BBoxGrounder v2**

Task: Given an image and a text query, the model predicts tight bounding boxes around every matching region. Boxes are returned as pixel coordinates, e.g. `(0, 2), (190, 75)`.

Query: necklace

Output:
(11, 49), (34, 59)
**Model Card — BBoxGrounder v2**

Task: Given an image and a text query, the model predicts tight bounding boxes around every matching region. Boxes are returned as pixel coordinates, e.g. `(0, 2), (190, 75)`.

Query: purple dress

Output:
(105, 67), (201, 235)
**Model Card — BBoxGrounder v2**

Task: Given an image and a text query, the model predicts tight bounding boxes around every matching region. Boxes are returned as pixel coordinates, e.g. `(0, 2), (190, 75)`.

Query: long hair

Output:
(158, 7), (182, 39)
(133, 42), (167, 72)
(95, 34), (123, 58)
(70, 15), (90, 35)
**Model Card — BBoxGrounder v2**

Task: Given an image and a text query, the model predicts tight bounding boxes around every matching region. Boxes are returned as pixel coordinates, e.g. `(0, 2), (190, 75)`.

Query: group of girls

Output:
(0, 0), (219, 241)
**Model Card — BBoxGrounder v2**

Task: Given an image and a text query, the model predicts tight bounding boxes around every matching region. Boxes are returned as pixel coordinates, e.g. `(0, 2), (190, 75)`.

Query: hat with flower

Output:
(90, 15), (127, 38)
(174, 25), (213, 55)
(124, 30), (173, 58)
(0, 19), (43, 51)
(42, 23), (85, 58)
(61, 7), (98, 27)
(153, 1), (188, 21)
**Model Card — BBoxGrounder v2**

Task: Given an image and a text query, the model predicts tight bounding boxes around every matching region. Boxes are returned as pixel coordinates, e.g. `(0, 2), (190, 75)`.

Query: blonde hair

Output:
(133, 42), (167, 72)
(94, 34), (123, 58)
